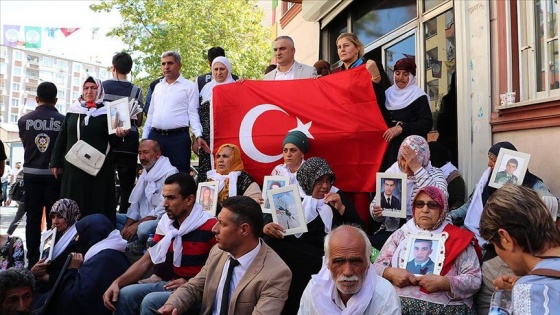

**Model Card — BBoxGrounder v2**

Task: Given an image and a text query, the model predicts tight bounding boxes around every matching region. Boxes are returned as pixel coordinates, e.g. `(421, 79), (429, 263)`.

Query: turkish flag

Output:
(211, 65), (388, 192)
(60, 28), (80, 37)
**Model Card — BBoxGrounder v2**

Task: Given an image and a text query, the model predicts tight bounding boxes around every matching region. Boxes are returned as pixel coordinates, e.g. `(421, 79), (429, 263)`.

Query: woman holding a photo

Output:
(31, 199), (81, 308)
(205, 143), (261, 213)
(374, 186), (481, 314)
(264, 157), (364, 314)
(50, 76), (126, 225)
(370, 135), (447, 250)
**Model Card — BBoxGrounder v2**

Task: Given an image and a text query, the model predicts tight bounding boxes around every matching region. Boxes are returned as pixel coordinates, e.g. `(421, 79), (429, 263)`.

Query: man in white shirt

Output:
(158, 196), (292, 315)
(263, 36), (316, 80)
(142, 51), (209, 173)
(116, 140), (178, 252)
(1, 160), (13, 206)
(298, 225), (401, 315)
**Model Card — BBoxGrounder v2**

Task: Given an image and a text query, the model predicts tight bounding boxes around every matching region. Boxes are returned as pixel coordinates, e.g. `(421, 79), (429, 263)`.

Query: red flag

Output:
(212, 65), (388, 192)
(60, 28), (80, 37)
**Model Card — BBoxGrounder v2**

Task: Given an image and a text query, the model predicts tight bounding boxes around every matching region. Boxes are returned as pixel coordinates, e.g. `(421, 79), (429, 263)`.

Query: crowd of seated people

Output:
(2, 32), (560, 315)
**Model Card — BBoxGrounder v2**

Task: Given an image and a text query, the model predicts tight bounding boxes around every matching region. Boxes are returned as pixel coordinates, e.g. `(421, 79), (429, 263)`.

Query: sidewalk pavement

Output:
(1, 204), (28, 267)
(0, 204), (27, 241)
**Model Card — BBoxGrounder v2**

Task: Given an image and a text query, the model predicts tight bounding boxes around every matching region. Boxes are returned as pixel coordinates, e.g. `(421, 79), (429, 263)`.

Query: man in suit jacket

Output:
(380, 179), (402, 210)
(158, 196), (292, 315)
(406, 239), (435, 275)
(263, 36), (316, 80)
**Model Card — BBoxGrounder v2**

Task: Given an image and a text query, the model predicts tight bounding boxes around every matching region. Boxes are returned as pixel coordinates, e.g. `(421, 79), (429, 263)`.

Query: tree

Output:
(91, 0), (271, 89)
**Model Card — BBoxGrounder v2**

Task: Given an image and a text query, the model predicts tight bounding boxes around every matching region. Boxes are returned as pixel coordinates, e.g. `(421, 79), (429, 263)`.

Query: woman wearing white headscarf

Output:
(50, 76), (123, 225)
(197, 56), (235, 182)
(379, 58), (433, 171)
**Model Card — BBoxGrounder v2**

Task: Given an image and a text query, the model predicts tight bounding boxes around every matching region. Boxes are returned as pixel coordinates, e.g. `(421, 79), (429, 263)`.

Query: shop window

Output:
(352, 0), (416, 47)
(518, 0), (559, 101)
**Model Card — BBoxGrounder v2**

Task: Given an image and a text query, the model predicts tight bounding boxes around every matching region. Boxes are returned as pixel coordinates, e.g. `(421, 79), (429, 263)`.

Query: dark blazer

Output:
(165, 241), (292, 315)
(380, 194), (402, 210)
(406, 258), (435, 275)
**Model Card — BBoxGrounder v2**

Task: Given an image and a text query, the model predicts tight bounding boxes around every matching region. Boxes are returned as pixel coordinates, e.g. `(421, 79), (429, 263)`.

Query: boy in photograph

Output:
(494, 158), (519, 185)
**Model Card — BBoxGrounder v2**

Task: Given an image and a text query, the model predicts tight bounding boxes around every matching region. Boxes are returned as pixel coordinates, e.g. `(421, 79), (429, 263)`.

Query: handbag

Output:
(65, 115), (110, 176)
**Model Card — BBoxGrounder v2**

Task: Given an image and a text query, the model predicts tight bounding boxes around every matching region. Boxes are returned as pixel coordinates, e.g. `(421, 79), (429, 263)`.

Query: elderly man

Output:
(264, 36), (316, 80)
(298, 225), (401, 315)
(142, 51), (209, 173)
(0, 268), (35, 315)
(104, 173), (217, 315)
(158, 196), (292, 315)
(116, 139), (178, 253)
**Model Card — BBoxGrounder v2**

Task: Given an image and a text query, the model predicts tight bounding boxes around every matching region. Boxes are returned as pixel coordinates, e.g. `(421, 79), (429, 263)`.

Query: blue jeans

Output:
(148, 130), (191, 173)
(115, 281), (171, 315)
(116, 214), (159, 244)
(138, 219), (159, 244)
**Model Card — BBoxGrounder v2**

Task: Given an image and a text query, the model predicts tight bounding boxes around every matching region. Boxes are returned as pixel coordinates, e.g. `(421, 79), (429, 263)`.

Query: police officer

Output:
(18, 81), (64, 267)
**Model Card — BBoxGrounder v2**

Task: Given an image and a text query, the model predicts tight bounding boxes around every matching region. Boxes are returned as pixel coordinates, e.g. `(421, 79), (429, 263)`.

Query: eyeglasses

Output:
(83, 86), (98, 91)
(314, 177), (334, 186)
(413, 200), (440, 210)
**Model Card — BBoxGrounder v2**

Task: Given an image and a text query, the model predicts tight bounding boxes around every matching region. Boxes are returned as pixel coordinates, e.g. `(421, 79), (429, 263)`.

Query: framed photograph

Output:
(40, 228), (56, 263)
(398, 231), (448, 276)
(375, 172), (407, 218)
(268, 184), (307, 236)
(106, 97), (131, 134)
(261, 176), (289, 214)
(488, 148), (531, 189)
(196, 181), (219, 216)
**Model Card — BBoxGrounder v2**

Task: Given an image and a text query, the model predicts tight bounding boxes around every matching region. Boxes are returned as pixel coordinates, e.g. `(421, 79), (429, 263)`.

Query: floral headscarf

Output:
(393, 57), (416, 76)
(412, 186), (448, 230)
(296, 157), (336, 196)
(398, 135), (430, 168)
(50, 198), (81, 227)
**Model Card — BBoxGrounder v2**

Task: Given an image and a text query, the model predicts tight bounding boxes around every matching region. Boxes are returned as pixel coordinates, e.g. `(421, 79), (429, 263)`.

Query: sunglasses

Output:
(413, 200), (440, 210)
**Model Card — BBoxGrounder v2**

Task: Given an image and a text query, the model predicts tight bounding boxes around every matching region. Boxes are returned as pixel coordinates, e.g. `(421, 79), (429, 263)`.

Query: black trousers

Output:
(24, 173), (61, 267)
(114, 152), (138, 214)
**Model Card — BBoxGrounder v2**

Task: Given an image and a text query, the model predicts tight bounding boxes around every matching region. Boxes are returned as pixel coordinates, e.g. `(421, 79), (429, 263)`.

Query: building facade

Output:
(272, 0), (560, 196)
(0, 45), (110, 161)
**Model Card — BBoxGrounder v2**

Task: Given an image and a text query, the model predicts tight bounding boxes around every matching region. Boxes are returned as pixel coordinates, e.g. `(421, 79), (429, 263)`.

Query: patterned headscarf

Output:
(215, 144), (244, 202)
(296, 157), (336, 196)
(50, 198), (81, 227)
(79, 76), (105, 108)
(398, 135), (430, 168)
(412, 185), (448, 230)
(394, 57), (416, 76)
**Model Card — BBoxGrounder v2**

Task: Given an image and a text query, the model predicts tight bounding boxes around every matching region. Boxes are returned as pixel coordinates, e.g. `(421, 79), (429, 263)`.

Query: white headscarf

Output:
(385, 73), (429, 111)
(67, 76), (107, 125)
(200, 56), (235, 103)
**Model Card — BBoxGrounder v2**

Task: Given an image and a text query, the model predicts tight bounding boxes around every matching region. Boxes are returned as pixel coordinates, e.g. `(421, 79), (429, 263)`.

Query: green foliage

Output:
(91, 0), (271, 91)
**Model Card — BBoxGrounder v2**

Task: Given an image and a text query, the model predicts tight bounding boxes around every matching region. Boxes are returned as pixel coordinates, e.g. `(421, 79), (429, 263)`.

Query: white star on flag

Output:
(290, 118), (314, 139)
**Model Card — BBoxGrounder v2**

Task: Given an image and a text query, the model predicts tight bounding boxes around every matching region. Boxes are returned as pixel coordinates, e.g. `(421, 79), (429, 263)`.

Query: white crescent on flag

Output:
(239, 104), (314, 163)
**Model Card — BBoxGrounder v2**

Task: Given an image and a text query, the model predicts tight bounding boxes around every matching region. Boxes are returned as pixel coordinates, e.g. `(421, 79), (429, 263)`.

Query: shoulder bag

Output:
(65, 115), (110, 176)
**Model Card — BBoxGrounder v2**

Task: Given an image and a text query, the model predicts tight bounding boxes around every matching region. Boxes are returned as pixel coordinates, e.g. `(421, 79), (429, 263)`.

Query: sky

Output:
(0, 0), (126, 65)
